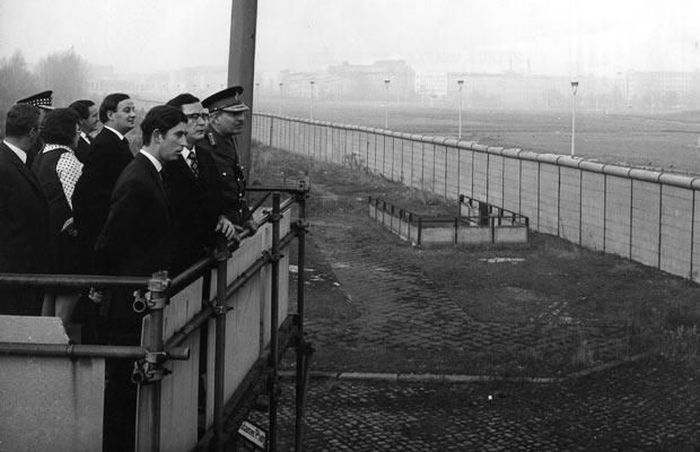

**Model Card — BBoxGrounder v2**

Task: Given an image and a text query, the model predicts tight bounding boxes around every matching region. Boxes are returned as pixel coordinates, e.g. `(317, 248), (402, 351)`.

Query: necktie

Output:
(187, 151), (200, 178)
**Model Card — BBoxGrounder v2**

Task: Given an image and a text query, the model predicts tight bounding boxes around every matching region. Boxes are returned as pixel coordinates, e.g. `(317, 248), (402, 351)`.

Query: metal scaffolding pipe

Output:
(294, 192), (308, 452)
(213, 239), (231, 452)
(0, 273), (150, 289)
(227, 0), (258, 172)
(0, 343), (189, 360)
(269, 193), (281, 451)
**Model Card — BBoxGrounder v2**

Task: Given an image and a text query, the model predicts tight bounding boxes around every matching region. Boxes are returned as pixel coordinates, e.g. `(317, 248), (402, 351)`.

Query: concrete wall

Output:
(0, 316), (105, 452)
(255, 114), (700, 283)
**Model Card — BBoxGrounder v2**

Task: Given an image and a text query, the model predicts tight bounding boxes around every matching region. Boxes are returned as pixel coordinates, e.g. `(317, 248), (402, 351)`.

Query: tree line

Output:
(0, 48), (89, 135)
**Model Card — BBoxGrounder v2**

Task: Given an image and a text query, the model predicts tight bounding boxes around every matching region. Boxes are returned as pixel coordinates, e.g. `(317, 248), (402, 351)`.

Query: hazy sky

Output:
(2, 0), (700, 76)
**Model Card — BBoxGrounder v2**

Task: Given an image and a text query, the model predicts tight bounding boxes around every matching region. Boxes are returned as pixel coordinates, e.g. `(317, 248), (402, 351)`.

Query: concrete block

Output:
(488, 155), (504, 208)
(519, 161), (539, 230)
(494, 226), (528, 244)
(459, 149), (474, 198)
(422, 226), (455, 244)
(457, 227), (493, 244)
(502, 159), (521, 214)
(0, 316), (105, 452)
(472, 153), (488, 201)
(659, 186), (693, 277)
(580, 172), (605, 251)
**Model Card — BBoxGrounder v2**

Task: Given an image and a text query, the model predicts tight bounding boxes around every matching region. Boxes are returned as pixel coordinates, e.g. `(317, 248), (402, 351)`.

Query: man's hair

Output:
(40, 108), (80, 146)
(140, 106), (186, 146)
(99, 93), (130, 123)
(166, 93), (200, 111)
(68, 99), (95, 120)
(5, 103), (40, 138)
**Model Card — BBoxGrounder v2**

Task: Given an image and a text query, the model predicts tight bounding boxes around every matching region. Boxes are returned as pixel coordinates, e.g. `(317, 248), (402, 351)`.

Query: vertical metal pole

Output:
(137, 271), (169, 452)
(269, 193), (281, 451)
(213, 240), (230, 452)
(295, 191), (308, 452)
(227, 0), (258, 173)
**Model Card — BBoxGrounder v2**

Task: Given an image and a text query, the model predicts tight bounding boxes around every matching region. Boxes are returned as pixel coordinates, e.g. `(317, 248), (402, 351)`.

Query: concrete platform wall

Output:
(255, 114), (700, 283)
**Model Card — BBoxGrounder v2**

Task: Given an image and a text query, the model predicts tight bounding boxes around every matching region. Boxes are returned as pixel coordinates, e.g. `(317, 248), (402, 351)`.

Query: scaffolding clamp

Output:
(291, 220), (309, 236)
(210, 302), (232, 317)
(263, 249), (283, 263)
(131, 351), (170, 385)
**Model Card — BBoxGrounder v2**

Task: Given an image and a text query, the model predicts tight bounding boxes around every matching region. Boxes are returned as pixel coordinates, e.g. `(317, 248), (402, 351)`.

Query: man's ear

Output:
(152, 129), (163, 144)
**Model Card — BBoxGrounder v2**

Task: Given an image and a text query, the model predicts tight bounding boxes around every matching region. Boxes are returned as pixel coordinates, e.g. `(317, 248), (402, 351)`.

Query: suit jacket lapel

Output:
(0, 143), (44, 197)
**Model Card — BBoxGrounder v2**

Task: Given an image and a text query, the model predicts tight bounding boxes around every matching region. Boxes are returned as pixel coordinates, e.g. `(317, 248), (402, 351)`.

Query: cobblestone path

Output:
(301, 214), (632, 377)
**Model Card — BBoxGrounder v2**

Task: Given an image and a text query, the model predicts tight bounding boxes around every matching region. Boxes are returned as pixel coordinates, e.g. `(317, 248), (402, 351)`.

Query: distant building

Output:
(328, 60), (415, 101)
(415, 73), (448, 103)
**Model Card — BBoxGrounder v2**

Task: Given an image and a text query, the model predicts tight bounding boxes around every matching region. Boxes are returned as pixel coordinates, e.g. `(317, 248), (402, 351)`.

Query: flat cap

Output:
(16, 90), (54, 110)
(202, 86), (249, 113)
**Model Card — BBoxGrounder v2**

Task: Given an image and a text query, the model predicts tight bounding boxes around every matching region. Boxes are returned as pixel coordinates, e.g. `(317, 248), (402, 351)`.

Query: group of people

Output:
(1, 86), (255, 334)
(1, 86), (257, 449)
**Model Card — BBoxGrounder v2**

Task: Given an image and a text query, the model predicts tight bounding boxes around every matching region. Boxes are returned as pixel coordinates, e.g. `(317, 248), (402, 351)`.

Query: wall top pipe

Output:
(457, 140), (478, 149)
(578, 160), (606, 172)
(443, 138), (460, 147)
(556, 155), (583, 169)
(628, 168), (662, 183)
(487, 146), (505, 156)
(536, 153), (560, 164)
(658, 172), (696, 188)
(602, 164), (632, 178)
(501, 148), (523, 159)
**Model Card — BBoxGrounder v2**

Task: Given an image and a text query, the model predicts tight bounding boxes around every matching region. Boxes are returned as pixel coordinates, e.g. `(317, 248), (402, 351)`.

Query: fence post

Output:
(269, 117), (274, 148)
(212, 238), (231, 452)
(269, 193), (282, 451)
(294, 186), (311, 452)
(135, 270), (170, 452)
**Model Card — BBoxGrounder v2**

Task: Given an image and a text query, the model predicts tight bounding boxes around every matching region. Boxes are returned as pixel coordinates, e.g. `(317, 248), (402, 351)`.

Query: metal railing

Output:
(0, 185), (312, 452)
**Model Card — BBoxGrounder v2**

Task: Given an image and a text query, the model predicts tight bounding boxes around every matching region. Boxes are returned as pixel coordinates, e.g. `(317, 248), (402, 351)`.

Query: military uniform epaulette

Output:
(206, 132), (217, 147)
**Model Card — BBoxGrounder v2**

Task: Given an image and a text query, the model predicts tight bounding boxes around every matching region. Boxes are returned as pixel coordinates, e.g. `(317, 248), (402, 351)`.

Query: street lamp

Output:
(309, 80), (315, 120)
(384, 79), (391, 129)
(457, 79), (464, 139)
(278, 82), (284, 115)
(570, 81), (579, 157)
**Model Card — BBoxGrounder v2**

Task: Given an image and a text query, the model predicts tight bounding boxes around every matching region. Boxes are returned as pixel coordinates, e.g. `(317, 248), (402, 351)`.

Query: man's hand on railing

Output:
(215, 215), (236, 241)
(243, 218), (258, 236)
(88, 287), (104, 304)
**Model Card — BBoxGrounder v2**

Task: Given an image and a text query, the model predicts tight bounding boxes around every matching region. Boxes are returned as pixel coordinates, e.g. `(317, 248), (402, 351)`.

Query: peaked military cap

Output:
(16, 90), (54, 110)
(202, 86), (249, 113)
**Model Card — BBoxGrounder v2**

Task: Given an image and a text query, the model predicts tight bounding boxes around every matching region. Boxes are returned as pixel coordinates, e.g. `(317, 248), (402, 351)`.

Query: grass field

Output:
(256, 98), (700, 175)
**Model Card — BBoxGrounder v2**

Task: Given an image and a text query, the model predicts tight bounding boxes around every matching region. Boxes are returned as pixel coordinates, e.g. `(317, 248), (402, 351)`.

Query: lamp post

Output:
(384, 79), (391, 129)
(309, 80), (315, 120)
(278, 82), (284, 115)
(570, 80), (579, 157)
(457, 79), (464, 139)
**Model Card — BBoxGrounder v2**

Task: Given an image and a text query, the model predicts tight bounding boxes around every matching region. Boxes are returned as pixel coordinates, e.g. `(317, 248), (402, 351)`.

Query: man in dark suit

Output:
(163, 93), (235, 275)
(0, 104), (51, 315)
(94, 105), (187, 452)
(68, 99), (99, 164)
(73, 93), (136, 270)
(95, 105), (187, 339)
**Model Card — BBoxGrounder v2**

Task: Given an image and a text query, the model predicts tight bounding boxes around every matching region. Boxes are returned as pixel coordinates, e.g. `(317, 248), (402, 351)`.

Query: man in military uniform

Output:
(198, 86), (257, 237)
